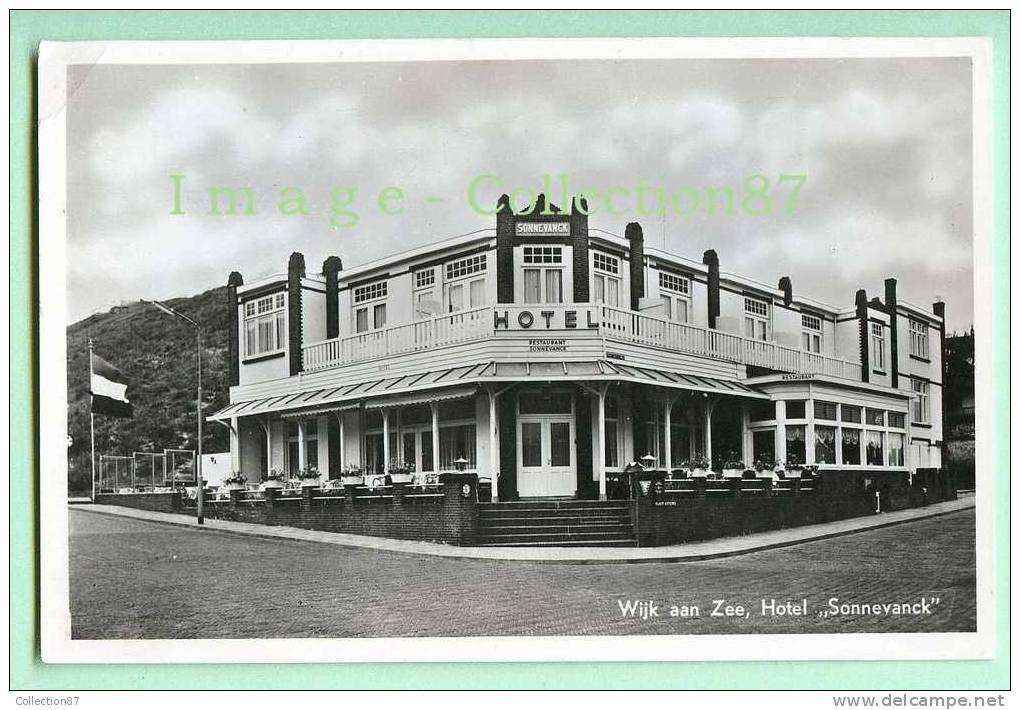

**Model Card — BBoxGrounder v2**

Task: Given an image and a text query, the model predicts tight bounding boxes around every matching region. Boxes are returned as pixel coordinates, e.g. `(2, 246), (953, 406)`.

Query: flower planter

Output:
(262, 479), (284, 490)
(341, 476), (364, 487)
(785, 469), (803, 480)
(690, 468), (710, 479)
(722, 468), (744, 479)
(299, 478), (321, 488)
(224, 482), (246, 492)
(389, 473), (413, 484)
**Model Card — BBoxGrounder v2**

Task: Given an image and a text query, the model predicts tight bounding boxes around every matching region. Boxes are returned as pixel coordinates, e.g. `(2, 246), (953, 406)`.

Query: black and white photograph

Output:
(38, 38), (994, 663)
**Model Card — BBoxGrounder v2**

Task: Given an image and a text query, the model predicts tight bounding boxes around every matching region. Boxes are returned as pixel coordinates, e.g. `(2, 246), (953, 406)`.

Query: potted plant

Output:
(722, 458), (746, 479)
(689, 455), (711, 478)
(387, 459), (414, 484)
(261, 469), (286, 489)
(340, 464), (364, 487)
(223, 472), (248, 491)
(785, 456), (804, 479)
(754, 457), (775, 479)
(802, 464), (819, 480)
(297, 465), (322, 487)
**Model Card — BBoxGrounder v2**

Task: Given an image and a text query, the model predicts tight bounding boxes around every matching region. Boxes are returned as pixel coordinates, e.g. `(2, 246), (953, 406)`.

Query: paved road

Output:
(69, 507), (976, 639)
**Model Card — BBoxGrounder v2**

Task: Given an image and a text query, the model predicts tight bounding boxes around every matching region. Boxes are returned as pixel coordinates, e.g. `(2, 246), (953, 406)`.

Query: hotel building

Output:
(209, 196), (945, 502)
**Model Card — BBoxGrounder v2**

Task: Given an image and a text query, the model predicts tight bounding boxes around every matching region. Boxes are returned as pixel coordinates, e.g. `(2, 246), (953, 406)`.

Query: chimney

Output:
(884, 278), (898, 388)
(226, 271), (244, 387)
(626, 223), (645, 311)
(288, 252), (306, 376)
(778, 276), (793, 307)
(495, 194), (514, 303)
(322, 256), (343, 339)
(703, 249), (720, 328)
(855, 288), (869, 382)
(570, 195), (590, 302)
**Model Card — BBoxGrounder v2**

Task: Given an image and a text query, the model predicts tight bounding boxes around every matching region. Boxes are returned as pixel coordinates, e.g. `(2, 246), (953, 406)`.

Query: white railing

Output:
(303, 306), (491, 371)
(596, 305), (863, 380)
(301, 303), (863, 381)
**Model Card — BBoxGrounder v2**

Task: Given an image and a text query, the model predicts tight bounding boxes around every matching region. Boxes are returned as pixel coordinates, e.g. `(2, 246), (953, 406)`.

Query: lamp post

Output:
(145, 299), (205, 524)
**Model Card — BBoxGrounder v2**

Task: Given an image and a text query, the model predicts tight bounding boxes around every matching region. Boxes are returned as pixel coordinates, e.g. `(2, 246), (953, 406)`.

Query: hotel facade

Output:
(209, 196), (946, 502)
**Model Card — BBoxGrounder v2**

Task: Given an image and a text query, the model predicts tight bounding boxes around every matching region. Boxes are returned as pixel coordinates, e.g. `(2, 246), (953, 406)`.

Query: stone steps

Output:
(477, 499), (636, 547)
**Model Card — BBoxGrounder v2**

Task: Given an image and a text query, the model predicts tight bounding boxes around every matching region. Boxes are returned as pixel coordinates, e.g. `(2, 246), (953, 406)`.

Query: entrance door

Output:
(517, 417), (575, 497)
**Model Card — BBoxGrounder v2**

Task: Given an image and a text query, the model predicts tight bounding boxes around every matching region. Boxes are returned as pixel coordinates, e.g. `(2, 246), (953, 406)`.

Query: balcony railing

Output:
(596, 306), (863, 381)
(302, 304), (862, 381)
(303, 306), (491, 371)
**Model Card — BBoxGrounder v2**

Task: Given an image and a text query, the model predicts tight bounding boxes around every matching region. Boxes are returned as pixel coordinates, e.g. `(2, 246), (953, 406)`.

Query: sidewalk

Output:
(71, 494), (974, 564)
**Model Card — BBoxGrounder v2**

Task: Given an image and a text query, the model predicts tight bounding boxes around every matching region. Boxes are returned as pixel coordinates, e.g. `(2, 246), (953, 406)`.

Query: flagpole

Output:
(88, 338), (96, 502)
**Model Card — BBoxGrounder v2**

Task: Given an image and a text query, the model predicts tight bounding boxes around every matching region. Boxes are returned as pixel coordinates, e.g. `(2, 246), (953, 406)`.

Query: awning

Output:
(208, 359), (765, 422)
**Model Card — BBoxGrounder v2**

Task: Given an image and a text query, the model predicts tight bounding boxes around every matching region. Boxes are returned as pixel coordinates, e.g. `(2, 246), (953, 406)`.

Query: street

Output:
(69, 507), (976, 638)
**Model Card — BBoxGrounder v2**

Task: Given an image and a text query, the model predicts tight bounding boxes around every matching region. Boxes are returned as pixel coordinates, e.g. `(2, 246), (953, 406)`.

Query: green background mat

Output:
(10, 10), (1010, 690)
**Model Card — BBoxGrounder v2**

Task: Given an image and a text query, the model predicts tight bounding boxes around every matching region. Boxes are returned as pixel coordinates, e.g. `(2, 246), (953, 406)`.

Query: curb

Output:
(70, 498), (975, 565)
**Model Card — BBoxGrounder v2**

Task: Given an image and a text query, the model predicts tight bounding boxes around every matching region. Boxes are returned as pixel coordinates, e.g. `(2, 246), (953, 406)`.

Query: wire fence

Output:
(97, 449), (196, 492)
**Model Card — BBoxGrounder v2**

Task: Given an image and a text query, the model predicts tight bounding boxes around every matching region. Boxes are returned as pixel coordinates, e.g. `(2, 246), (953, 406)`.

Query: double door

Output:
(517, 415), (575, 497)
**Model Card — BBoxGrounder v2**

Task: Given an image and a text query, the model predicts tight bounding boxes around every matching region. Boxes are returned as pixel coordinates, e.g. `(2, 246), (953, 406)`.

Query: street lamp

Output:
(145, 299), (205, 525)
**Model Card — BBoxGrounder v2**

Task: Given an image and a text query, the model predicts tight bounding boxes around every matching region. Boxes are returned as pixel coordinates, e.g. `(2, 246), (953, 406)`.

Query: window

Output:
(815, 426), (836, 464)
(353, 279), (387, 332)
(744, 296), (770, 341)
(439, 424), (476, 470)
(841, 428), (861, 465)
(785, 400), (806, 419)
(887, 432), (905, 467)
(415, 268), (435, 289)
(413, 268), (438, 320)
(871, 322), (886, 370)
(445, 278), (486, 312)
(353, 281), (387, 304)
(749, 400), (776, 422)
(243, 293), (286, 358)
(446, 254), (486, 280)
(865, 431), (884, 466)
(523, 246), (562, 264)
(659, 271), (691, 323)
(785, 425), (806, 465)
(801, 313), (822, 353)
(523, 268), (562, 304)
(286, 420), (318, 476)
(888, 412), (906, 429)
(752, 430), (776, 465)
(593, 253), (621, 307)
(866, 408), (885, 426)
(909, 319), (929, 359)
(814, 400), (837, 420)
(593, 252), (619, 275)
(911, 378), (930, 424)
(604, 395), (620, 468)
(840, 405), (862, 423)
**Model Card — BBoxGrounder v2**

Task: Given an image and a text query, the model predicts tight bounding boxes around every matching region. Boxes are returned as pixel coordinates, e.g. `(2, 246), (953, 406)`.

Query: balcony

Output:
(302, 304), (862, 381)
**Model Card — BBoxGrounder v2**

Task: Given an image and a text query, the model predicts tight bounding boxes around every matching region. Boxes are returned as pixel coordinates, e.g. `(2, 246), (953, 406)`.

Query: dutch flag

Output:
(90, 353), (133, 418)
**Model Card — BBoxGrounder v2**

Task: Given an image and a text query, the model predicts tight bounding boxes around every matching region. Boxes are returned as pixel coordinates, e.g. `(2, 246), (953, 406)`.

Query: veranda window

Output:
(815, 426), (836, 464)
(841, 428), (861, 465)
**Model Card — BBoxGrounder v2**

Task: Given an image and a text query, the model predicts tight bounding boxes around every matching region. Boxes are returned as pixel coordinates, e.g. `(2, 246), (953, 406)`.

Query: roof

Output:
(208, 360), (767, 421)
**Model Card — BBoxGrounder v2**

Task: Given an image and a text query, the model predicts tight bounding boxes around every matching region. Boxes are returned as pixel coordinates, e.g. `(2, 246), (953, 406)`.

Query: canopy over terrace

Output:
(209, 360), (766, 500)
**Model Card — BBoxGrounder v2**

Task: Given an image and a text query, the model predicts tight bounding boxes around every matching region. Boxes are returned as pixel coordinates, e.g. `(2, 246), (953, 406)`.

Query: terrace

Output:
(302, 304), (863, 381)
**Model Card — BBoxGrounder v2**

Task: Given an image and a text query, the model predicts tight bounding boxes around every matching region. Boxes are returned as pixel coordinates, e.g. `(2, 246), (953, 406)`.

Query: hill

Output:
(66, 286), (231, 494)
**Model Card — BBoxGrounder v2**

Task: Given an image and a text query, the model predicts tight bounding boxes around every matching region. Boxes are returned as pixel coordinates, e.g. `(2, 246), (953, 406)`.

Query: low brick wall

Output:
(98, 474), (481, 546)
(631, 469), (944, 547)
(95, 491), (181, 512)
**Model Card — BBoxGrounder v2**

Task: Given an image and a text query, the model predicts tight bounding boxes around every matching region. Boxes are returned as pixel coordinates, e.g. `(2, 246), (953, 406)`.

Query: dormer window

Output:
(243, 293), (286, 359)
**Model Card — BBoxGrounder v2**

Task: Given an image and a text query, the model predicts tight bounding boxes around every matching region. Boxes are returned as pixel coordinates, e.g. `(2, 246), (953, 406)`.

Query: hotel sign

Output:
(515, 222), (570, 236)
(494, 307), (598, 331)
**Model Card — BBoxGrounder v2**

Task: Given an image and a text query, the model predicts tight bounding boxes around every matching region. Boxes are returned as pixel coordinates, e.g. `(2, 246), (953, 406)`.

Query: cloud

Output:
(66, 58), (974, 330)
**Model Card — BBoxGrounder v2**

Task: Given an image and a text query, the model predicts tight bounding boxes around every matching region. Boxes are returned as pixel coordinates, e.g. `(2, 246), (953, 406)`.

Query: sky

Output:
(66, 57), (974, 332)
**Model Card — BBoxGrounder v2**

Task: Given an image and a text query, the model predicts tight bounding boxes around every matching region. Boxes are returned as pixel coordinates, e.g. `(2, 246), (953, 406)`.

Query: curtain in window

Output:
(815, 426), (836, 464)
